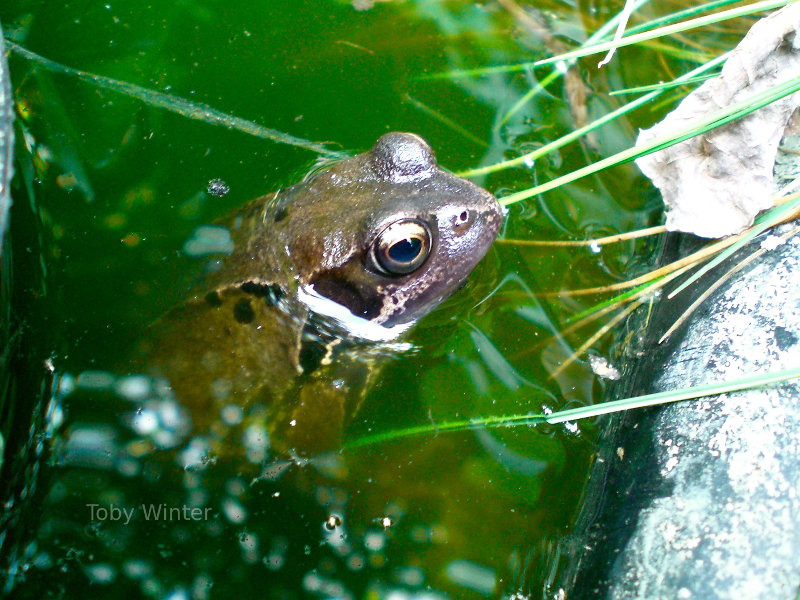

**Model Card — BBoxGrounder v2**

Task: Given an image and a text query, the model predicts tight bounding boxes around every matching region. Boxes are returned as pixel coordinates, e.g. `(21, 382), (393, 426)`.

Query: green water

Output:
(0, 0), (721, 598)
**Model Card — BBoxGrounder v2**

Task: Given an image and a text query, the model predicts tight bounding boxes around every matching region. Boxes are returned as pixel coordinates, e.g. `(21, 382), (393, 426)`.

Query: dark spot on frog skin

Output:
(239, 281), (283, 305)
(271, 192), (292, 223)
(298, 337), (326, 374)
(233, 298), (256, 324)
(298, 321), (341, 375)
(273, 205), (288, 223)
(204, 291), (223, 307)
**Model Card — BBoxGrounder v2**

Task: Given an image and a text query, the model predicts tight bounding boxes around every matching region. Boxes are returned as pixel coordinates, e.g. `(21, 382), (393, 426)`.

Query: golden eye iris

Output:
(373, 219), (431, 275)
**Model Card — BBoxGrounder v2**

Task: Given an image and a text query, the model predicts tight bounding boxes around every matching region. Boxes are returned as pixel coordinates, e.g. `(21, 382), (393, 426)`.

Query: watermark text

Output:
(88, 503), (213, 525)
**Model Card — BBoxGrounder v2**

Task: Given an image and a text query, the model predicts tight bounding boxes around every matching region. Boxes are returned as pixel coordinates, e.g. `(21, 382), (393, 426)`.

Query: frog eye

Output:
(372, 219), (432, 275)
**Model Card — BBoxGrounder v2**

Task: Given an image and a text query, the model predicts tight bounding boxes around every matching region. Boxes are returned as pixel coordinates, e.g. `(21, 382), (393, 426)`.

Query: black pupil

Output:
(387, 237), (422, 263)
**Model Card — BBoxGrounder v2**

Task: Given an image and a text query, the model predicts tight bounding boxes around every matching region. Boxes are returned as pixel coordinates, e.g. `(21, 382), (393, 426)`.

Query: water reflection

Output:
(0, 0), (625, 595)
(3, 362), (567, 599)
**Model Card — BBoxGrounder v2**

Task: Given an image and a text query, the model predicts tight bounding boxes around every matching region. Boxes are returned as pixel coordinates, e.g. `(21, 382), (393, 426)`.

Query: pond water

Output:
(0, 1), (741, 598)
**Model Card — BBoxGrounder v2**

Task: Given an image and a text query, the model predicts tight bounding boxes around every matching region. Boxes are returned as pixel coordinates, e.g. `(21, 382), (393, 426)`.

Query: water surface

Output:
(0, 0), (716, 597)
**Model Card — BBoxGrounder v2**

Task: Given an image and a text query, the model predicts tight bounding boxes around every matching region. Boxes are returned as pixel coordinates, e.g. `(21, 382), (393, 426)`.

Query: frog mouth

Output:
(296, 283), (414, 342)
(307, 272), (380, 321)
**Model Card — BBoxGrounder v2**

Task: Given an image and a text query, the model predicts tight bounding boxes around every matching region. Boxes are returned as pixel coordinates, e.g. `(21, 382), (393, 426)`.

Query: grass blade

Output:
(461, 53), (729, 178)
(7, 42), (345, 158)
(499, 74), (800, 206)
(498, 0), (653, 126)
(667, 193), (800, 298)
(534, 0), (793, 67)
(547, 365), (800, 423)
(344, 366), (800, 449)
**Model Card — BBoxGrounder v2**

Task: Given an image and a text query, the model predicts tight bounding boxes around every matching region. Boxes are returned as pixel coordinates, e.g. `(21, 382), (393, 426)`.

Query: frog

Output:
(138, 132), (502, 456)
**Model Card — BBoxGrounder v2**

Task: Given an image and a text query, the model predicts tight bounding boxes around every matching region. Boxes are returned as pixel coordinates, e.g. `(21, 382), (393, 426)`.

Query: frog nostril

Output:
(454, 210), (471, 228)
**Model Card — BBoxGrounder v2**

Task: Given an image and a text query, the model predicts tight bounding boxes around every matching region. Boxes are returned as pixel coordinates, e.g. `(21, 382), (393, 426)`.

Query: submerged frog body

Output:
(140, 132), (502, 455)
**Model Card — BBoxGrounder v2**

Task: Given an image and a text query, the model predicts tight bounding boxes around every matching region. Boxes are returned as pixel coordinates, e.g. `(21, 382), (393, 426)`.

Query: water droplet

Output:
(206, 179), (230, 197)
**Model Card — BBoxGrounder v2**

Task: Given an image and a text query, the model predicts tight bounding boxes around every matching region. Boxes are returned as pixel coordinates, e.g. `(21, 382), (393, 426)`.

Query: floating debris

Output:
(221, 497), (247, 524)
(589, 354), (621, 380)
(206, 178), (230, 197)
(113, 375), (152, 401)
(636, 4), (800, 237)
(445, 559), (496, 595)
(182, 225), (234, 257)
(76, 370), (116, 390)
(325, 514), (343, 531)
(84, 563), (116, 585)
